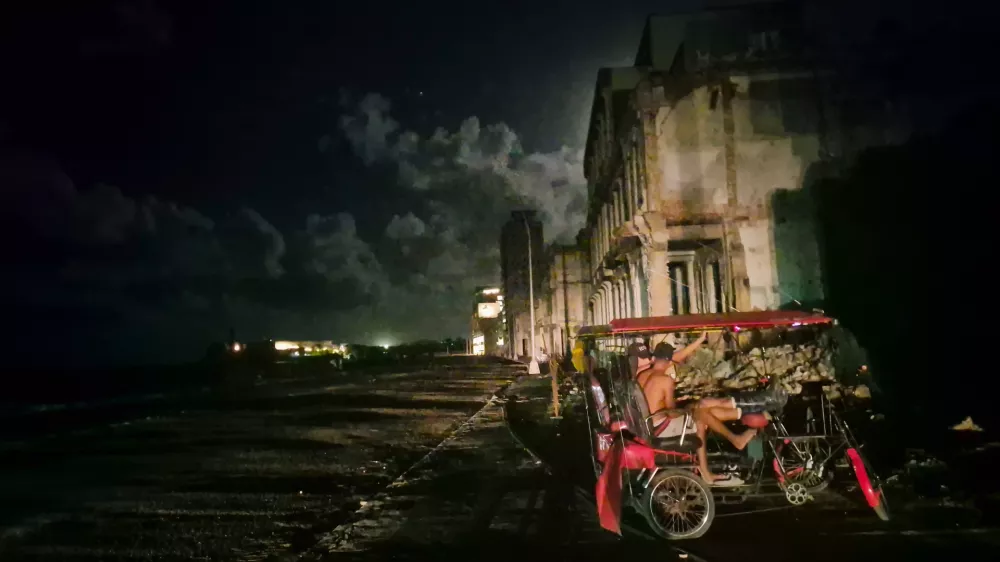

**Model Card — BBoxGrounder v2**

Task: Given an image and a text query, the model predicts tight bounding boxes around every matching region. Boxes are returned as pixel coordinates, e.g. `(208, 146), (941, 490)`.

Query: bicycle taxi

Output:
(575, 310), (889, 540)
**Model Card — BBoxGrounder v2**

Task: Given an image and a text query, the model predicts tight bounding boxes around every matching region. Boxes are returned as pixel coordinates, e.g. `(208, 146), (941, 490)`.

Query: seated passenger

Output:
(635, 334), (756, 484)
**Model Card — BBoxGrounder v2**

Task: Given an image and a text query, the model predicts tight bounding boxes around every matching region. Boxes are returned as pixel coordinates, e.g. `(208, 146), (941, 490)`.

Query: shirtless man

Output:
(634, 334), (757, 484)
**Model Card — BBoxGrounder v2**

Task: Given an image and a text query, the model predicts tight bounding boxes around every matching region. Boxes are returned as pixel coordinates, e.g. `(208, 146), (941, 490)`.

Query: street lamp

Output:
(524, 216), (540, 376)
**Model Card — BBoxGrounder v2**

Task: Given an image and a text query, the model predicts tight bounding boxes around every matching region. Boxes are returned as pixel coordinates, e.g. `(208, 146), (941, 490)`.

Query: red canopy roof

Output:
(601, 310), (833, 335)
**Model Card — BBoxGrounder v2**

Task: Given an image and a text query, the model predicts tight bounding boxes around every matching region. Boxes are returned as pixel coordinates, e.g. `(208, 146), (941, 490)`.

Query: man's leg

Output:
(695, 407), (756, 451)
(698, 397), (736, 410)
(695, 420), (716, 482)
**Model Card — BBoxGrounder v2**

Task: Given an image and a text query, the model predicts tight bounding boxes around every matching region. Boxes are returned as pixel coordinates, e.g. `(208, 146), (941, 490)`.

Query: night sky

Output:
(0, 0), (974, 367)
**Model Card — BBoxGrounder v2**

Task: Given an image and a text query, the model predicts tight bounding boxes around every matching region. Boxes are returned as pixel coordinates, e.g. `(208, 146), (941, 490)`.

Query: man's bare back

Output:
(637, 368), (676, 424)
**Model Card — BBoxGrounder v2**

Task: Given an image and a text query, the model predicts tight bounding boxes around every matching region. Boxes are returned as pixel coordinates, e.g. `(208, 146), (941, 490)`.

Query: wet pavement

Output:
(3, 360), (999, 561)
(0, 357), (520, 561)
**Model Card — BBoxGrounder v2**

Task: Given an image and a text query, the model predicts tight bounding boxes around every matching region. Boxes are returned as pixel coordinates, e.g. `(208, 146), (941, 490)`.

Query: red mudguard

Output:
(846, 447), (880, 508)
(595, 435), (657, 535)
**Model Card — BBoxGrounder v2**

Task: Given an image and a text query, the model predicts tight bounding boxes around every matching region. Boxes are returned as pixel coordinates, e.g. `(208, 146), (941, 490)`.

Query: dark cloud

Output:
(2, 92), (587, 366)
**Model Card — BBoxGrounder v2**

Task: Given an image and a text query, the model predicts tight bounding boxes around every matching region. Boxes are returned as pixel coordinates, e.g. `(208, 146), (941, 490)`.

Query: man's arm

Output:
(672, 331), (708, 364)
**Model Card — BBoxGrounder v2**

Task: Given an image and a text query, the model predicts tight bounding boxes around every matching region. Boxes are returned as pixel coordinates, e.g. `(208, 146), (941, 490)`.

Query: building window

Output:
(668, 261), (691, 315)
(705, 261), (723, 313)
(666, 244), (725, 314)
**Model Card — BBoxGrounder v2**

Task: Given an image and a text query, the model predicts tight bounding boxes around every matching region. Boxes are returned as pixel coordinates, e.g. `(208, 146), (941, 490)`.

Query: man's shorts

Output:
(656, 414), (697, 438)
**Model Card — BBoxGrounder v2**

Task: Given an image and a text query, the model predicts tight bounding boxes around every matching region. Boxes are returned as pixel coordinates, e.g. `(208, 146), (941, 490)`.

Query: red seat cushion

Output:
(741, 413), (769, 428)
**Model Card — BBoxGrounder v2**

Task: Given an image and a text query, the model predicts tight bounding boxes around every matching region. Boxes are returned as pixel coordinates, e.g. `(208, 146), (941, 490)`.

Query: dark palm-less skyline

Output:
(0, 0), (984, 366)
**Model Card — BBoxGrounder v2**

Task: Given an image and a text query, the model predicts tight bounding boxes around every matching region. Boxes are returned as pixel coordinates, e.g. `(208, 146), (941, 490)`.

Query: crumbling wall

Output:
(737, 222), (777, 310)
(655, 76), (827, 308)
(671, 329), (868, 402)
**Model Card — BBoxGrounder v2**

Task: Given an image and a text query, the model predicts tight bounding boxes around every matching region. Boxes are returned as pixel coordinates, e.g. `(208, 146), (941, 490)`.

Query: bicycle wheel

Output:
(640, 470), (716, 540)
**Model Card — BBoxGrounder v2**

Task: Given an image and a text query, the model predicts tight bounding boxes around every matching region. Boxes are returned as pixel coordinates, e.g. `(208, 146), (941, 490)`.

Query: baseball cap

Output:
(626, 342), (652, 359)
(653, 342), (677, 360)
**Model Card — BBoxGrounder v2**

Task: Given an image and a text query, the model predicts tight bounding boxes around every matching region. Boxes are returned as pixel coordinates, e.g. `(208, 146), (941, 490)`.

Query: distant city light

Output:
(481, 287), (500, 295)
(274, 341), (299, 351)
(477, 302), (501, 318)
(232, 342), (242, 352)
(382, 344), (390, 350)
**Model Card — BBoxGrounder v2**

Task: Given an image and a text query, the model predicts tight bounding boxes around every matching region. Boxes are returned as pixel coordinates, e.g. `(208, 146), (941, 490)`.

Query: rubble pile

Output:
(674, 342), (867, 402)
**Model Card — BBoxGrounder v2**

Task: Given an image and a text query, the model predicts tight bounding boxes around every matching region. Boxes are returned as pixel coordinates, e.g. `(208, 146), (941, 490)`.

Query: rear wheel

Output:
(640, 470), (716, 540)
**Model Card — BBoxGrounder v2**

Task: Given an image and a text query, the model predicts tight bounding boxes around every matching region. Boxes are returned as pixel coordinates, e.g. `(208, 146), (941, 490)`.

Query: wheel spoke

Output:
(649, 473), (711, 538)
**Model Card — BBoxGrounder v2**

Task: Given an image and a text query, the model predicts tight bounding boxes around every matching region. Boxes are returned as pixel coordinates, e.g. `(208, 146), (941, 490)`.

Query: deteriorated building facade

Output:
(536, 245), (589, 358)
(581, 2), (907, 326)
(500, 210), (546, 360)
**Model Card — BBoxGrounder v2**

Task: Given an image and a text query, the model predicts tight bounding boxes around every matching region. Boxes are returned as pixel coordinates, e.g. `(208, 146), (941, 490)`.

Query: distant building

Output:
(272, 340), (347, 356)
(580, 1), (908, 325)
(469, 286), (505, 356)
(537, 245), (589, 358)
(499, 210), (545, 360)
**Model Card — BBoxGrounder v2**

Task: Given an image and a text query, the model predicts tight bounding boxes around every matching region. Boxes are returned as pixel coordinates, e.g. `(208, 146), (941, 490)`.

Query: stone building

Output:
(499, 210), (545, 360)
(535, 244), (589, 358)
(580, 1), (908, 325)
(469, 286), (505, 356)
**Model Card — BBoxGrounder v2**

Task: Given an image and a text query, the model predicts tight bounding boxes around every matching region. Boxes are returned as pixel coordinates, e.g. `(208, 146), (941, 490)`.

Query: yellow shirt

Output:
(571, 347), (586, 373)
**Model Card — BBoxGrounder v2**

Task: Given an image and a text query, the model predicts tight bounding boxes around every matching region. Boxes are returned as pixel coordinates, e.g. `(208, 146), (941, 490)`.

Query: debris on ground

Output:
(951, 417), (985, 432)
(905, 451), (947, 470)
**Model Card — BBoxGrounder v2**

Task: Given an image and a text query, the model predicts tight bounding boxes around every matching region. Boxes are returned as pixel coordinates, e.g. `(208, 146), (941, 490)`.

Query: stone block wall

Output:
(670, 328), (869, 402)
